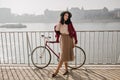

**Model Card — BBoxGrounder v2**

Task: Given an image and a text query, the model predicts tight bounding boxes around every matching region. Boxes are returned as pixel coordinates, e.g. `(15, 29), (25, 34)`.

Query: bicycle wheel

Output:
(68, 46), (86, 69)
(31, 46), (51, 69)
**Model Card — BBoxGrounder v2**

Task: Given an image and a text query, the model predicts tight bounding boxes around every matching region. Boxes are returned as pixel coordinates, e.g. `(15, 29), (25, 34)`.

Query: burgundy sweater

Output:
(54, 23), (78, 44)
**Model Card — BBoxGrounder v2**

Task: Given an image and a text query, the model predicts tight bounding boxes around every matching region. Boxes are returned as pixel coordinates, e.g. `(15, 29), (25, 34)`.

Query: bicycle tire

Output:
(68, 46), (86, 69)
(31, 46), (51, 69)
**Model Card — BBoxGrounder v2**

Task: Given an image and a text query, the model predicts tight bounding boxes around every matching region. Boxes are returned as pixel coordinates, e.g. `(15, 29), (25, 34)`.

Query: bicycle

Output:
(31, 34), (86, 69)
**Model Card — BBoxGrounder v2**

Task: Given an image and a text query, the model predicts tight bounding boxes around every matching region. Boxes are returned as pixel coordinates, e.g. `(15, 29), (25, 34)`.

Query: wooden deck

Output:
(0, 65), (120, 80)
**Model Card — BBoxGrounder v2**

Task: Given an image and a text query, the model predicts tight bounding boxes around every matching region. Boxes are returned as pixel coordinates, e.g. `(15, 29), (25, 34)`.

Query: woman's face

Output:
(64, 13), (69, 21)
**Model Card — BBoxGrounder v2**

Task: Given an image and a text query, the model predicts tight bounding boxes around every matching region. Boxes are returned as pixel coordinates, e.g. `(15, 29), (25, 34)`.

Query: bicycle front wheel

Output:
(31, 46), (51, 69)
(68, 46), (86, 69)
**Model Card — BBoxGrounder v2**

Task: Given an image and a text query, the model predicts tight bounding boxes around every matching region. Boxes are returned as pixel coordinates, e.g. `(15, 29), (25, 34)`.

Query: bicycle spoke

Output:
(39, 48), (46, 58)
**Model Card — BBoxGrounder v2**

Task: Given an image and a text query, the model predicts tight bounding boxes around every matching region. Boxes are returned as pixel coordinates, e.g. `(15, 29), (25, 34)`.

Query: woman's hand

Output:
(73, 43), (76, 48)
(73, 38), (76, 48)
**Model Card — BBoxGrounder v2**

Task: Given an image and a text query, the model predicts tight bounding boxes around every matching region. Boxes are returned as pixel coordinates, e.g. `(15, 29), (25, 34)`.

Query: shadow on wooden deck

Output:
(0, 65), (120, 80)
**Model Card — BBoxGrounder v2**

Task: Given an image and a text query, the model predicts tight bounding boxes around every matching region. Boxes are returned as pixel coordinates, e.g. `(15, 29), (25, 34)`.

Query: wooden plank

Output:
(32, 67), (46, 80)
(0, 66), (4, 80)
(70, 69), (87, 80)
(9, 66), (19, 80)
(23, 67), (37, 80)
(17, 67), (27, 80)
(27, 67), (41, 80)
(31, 67), (45, 80)
(94, 69), (120, 80)
(86, 69), (110, 80)
(13, 67), (25, 80)
(2, 66), (9, 80)
(19, 67), (32, 80)
(5, 66), (14, 80)
(8, 66), (15, 80)
(22, 67), (33, 80)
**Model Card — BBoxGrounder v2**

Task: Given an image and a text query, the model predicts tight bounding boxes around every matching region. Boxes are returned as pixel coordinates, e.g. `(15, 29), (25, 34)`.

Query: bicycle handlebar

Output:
(41, 35), (51, 39)
(41, 35), (59, 43)
(47, 41), (59, 43)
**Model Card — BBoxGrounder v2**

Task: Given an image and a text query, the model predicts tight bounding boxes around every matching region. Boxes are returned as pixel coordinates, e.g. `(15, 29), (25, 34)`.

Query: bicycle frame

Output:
(45, 41), (60, 59)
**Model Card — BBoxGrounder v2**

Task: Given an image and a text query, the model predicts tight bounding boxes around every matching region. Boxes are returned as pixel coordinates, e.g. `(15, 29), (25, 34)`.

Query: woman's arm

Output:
(54, 24), (60, 42)
(69, 23), (78, 44)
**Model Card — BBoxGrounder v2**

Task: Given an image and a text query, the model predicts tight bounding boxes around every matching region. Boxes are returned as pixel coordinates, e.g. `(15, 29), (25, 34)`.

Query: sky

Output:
(0, 0), (120, 15)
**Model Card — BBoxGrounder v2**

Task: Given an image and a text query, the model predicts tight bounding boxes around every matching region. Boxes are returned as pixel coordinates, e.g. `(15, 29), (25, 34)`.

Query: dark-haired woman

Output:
(52, 11), (78, 77)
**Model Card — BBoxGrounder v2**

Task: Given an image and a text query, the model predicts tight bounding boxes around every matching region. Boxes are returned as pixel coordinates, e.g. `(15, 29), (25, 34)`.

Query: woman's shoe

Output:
(52, 73), (57, 77)
(63, 70), (69, 75)
(52, 71), (59, 77)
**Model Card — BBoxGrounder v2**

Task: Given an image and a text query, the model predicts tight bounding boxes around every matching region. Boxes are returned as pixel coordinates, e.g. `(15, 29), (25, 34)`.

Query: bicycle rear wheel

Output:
(68, 46), (86, 69)
(31, 46), (51, 69)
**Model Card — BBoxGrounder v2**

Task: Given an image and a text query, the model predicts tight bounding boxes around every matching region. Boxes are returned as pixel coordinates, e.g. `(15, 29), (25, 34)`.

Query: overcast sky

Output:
(0, 0), (120, 15)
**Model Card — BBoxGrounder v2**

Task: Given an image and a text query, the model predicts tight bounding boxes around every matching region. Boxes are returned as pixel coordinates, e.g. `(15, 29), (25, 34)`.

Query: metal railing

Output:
(0, 30), (120, 65)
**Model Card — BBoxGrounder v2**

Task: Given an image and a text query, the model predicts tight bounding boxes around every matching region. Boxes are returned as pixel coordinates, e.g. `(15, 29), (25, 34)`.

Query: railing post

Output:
(26, 32), (33, 66)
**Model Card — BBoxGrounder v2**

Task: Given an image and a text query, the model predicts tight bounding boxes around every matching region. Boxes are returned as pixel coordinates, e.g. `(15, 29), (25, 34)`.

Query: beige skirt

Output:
(60, 34), (74, 62)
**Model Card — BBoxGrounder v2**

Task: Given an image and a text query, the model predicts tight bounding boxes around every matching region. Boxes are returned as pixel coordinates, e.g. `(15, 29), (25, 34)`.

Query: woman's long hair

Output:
(60, 11), (72, 25)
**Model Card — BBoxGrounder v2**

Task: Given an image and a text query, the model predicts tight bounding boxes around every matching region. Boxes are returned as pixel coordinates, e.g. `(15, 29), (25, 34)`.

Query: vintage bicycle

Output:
(31, 34), (86, 69)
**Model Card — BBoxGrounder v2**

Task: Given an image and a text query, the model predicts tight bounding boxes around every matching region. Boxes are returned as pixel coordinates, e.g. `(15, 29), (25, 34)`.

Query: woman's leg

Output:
(64, 61), (68, 71)
(63, 61), (69, 75)
(54, 60), (63, 74)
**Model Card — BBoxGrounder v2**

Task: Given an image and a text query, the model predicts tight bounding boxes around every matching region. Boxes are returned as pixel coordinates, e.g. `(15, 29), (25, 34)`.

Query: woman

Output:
(52, 11), (78, 77)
